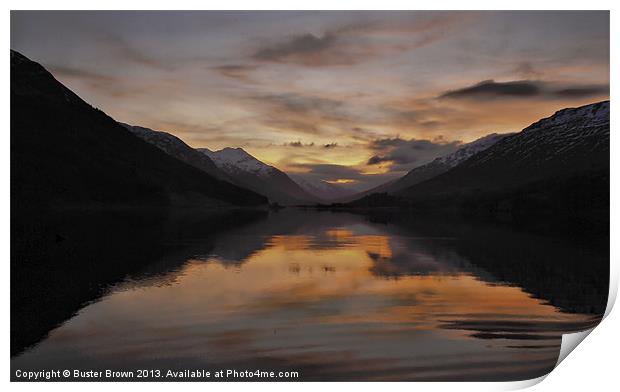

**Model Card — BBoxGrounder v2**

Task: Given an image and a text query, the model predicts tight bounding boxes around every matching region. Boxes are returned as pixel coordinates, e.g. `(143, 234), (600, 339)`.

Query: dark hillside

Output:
(11, 50), (267, 211)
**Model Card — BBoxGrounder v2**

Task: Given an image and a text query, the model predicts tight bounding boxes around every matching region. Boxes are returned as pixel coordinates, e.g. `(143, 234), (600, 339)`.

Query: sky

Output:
(11, 11), (610, 191)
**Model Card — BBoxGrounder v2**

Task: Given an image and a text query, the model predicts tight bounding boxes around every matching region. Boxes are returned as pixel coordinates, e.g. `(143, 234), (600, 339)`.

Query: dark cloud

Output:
(213, 64), (257, 73)
(251, 30), (373, 67)
(369, 137), (457, 151)
(552, 85), (609, 98)
(258, 93), (343, 114)
(513, 62), (543, 78)
(212, 64), (258, 81)
(285, 141), (315, 147)
(367, 137), (462, 171)
(250, 14), (466, 67)
(253, 33), (337, 62)
(418, 120), (443, 129)
(440, 80), (541, 99)
(367, 155), (391, 165)
(439, 79), (609, 101)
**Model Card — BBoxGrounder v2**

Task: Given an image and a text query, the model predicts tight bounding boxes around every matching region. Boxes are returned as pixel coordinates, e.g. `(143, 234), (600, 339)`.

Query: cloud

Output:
(252, 30), (375, 67)
(244, 93), (352, 135)
(367, 137), (462, 171)
(245, 92), (445, 141)
(513, 62), (543, 78)
(439, 79), (609, 101)
(257, 93), (343, 114)
(211, 64), (258, 81)
(48, 64), (115, 84)
(98, 33), (172, 71)
(248, 93), (442, 141)
(285, 141), (315, 147)
(440, 80), (541, 99)
(253, 33), (338, 62)
(552, 85), (609, 98)
(367, 155), (392, 165)
(47, 64), (151, 99)
(251, 14), (466, 67)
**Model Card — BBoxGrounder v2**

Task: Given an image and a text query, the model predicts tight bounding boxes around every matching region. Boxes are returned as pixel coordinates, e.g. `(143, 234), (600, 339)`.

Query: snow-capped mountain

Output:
(290, 175), (356, 202)
(468, 100), (610, 169)
(198, 147), (319, 205)
(199, 147), (276, 179)
(340, 132), (511, 202)
(434, 133), (511, 167)
(120, 123), (229, 181)
(530, 100), (609, 129)
(386, 133), (512, 193)
(396, 100), (610, 198)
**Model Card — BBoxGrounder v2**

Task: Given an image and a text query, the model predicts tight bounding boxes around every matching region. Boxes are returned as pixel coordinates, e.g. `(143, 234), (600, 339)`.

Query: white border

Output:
(2, 2), (617, 391)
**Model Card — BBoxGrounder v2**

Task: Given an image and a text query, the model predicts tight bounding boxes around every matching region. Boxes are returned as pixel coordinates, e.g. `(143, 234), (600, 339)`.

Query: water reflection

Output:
(11, 209), (607, 381)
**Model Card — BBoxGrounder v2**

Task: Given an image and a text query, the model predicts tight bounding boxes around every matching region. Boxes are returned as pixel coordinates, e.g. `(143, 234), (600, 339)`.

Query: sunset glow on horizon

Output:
(11, 11), (609, 191)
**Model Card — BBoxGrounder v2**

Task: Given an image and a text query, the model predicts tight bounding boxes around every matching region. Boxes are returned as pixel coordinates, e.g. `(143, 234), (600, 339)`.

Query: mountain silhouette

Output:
(11, 50), (267, 211)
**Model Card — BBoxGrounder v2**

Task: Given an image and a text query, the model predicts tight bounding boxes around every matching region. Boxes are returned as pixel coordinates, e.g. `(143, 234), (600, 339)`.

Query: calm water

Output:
(11, 209), (606, 381)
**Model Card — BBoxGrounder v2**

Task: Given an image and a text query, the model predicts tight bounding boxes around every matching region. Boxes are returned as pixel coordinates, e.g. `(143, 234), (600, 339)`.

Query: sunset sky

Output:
(11, 11), (609, 191)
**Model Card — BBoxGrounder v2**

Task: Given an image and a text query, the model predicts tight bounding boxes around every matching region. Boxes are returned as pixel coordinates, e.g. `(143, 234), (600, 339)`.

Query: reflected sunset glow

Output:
(12, 212), (599, 380)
